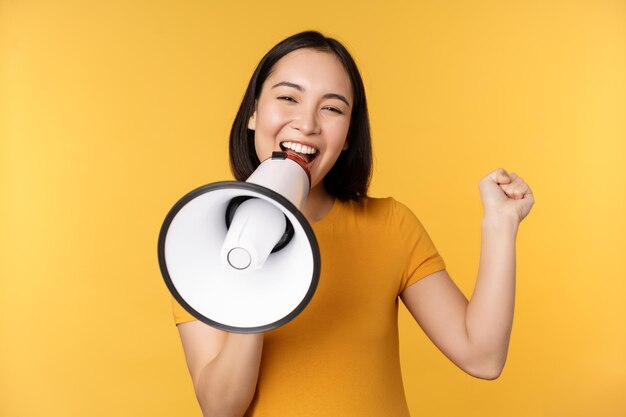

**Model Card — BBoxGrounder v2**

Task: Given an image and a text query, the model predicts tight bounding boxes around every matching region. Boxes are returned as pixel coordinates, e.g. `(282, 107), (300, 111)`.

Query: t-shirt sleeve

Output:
(392, 198), (446, 294)
(171, 296), (197, 325)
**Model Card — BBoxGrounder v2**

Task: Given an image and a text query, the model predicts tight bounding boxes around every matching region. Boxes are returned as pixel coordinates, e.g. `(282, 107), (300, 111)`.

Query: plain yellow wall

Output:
(1, 1), (625, 416)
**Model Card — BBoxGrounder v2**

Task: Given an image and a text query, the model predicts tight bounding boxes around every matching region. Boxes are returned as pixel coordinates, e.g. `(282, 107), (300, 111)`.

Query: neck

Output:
(300, 184), (334, 224)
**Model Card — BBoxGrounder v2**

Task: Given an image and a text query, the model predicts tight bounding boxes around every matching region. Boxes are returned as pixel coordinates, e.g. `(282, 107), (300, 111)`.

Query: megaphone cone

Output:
(158, 152), (320, 333)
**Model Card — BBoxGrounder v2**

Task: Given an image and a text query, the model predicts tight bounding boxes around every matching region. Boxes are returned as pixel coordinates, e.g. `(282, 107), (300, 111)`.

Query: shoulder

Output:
(339, 196), (419, 229)
(343, 196), (395, 215)
(347, 196), (416, 218)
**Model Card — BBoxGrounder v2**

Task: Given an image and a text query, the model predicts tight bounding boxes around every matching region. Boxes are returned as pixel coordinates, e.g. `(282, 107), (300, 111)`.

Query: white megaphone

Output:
(158, 151), (320, 333)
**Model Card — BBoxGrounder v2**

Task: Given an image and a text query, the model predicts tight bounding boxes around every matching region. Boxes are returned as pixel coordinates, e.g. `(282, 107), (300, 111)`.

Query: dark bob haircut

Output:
(229, 31), (372, 202)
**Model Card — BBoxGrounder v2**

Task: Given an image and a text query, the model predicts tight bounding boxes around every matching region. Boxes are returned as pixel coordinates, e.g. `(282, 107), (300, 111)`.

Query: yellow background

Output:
(1, 1), (624, 416)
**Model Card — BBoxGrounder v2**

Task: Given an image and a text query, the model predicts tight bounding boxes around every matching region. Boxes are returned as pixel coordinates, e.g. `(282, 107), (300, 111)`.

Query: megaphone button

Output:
(227, 247), (252, 270)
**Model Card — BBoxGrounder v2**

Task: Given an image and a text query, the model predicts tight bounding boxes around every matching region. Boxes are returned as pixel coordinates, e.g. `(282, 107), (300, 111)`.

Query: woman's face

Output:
(248, 48), (353, 190)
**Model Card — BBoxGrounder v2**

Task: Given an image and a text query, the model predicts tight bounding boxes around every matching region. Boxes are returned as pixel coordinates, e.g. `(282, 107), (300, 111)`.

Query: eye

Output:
(277, 96), (297, 103)
(323, 106), (343, 114)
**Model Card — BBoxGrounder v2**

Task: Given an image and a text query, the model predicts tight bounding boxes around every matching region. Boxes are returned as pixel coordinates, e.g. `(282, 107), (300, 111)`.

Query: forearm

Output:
(465, 213), (518, 377)
(196, 333), (264, 417)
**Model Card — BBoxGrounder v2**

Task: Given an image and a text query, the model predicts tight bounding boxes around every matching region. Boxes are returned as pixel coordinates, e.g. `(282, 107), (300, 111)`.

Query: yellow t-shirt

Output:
(172, 197), (446, 416)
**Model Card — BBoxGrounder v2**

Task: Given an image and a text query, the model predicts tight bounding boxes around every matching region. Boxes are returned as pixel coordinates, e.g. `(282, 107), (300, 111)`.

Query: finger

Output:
(502, 180), (529, 200)
(492, 168), (512, 184)
(498, 175), (519, 192)
(525, 187), (535, 205)
(498, 175), (518, 190)
(512, 180), (533, 198)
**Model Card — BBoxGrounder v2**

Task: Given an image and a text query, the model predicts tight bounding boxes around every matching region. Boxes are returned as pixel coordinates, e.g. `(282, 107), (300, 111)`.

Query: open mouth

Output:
(279, 141), (319, 165)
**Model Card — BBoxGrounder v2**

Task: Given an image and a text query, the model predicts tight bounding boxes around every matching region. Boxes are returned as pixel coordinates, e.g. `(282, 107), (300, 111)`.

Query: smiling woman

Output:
(248, 48), (353, 207)
(170, 31), (534, 417)
(228, 32), (373, 205)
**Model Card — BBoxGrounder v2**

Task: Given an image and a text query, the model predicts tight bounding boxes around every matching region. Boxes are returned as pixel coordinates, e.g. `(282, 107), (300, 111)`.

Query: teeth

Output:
(281, 141), (317, 155)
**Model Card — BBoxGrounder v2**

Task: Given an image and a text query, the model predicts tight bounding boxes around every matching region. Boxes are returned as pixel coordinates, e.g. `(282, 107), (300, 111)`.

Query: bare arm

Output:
(401, 168), (533, 380)
(177, 321), (264, 417)
(401, 214), (518, 379)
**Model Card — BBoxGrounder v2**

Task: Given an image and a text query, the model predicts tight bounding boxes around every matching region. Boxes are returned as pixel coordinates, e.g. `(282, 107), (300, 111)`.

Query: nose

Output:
(291, 106), (320, 135)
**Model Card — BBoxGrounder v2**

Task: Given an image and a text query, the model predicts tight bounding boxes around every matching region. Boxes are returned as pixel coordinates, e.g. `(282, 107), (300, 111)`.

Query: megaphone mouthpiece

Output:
(247, 152), (310, 209)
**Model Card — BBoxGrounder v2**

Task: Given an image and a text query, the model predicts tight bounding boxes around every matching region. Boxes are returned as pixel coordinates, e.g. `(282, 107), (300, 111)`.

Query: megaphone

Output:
(158, 151), (320, 333)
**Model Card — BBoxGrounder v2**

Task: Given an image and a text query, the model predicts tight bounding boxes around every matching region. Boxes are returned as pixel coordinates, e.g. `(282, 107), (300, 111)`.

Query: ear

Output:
(247, 101), (257, 130)
(342, 141), (349, 151)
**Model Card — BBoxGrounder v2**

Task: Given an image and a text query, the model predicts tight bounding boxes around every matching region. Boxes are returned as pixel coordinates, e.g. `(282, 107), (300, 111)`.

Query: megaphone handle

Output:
(225, 196), (294, 254)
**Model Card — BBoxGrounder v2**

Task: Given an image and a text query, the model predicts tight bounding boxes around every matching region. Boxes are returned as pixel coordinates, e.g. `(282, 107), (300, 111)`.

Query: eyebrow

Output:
(271, 81), (351, 107)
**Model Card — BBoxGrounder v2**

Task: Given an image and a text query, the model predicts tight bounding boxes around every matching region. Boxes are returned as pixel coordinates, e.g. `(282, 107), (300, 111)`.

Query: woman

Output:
(172, 31), (534, 417)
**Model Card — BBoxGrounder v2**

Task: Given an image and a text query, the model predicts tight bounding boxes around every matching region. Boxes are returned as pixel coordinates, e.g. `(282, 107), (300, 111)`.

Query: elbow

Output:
(466, 365), (504, 380)
(196, 384), (254, 417)
(462, 355), (506, 380)
(197, 392), (250, 417)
